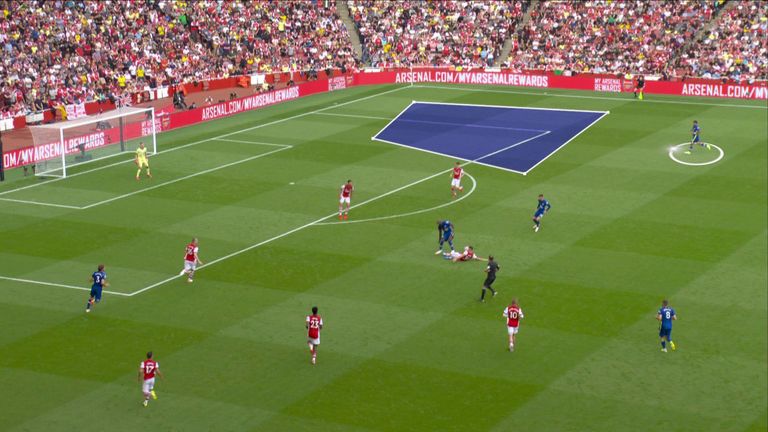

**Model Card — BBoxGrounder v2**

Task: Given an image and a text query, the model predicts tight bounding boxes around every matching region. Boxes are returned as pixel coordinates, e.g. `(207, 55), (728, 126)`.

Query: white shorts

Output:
(142, 378), (155, 393)
(339, 196), (350, 205)
(507, 326), (519, 335)
(308, 337), (320, 346)
(184, 260), (196, 271)
(451, 178), (461, 188)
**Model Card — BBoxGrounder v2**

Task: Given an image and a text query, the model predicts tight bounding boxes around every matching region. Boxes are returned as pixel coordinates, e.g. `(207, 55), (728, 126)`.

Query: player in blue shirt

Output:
(86, 264), (108, 313)
(532, 194), (551, 233)
(656, 299), (677, 352)
(687, 120), (709, 152)
(435, 220), (455, 255)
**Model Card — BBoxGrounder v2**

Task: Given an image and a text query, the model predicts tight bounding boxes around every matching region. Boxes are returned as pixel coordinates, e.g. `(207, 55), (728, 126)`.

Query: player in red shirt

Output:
(138, 351), (164, 407)
(338, 180), (354, 221)
(444, 245), (486, 263)
(306, 306), (324, 365)
(179, 237), (204, 283)
(503, 299), (525, 352)
(450, 161), (465, 198)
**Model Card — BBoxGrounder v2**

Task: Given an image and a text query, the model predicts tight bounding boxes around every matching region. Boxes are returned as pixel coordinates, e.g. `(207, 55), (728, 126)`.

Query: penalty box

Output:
(373, 101), (609, 174)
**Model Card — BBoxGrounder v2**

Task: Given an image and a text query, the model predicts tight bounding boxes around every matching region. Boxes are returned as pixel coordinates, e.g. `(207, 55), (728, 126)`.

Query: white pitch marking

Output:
(0, 197), (83, 209)
(316, 111), (548, 133)
(79, 145), (293, 210)
(413, 84), (768, 110)
(371, 100), (608, 175)
(213, 139), (292, 147)
(371, 100), (417, 143)
(522, 110), (610, 175)
(668, 142), (725, 166)
(0, 86), (413, 296)
(0, 141), (293, 210)
(372, 128), (550, 176)
(315, 173), (478, 226)
(0, 275), (131, 296)
(312, 112), (391, 121)
(0, 85), (410, 199)
(126, 163), (467, 296)
(412, 99), (610, 114)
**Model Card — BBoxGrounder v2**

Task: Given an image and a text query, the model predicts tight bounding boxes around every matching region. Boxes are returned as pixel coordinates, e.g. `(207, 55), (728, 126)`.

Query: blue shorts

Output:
(534, 210), (545, 218)
(692, 135), (700, 143)
(90, 286), (102, 302)
(442, 231), (453, 242)
(659, 327), (672, 339)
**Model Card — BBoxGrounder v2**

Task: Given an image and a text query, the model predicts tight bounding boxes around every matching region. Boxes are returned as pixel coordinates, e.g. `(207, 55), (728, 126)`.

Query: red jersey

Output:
(306, 314), (323, 339)
(140, 359), (159, 380)
(452, 166), (463, 179)
(504, 305), (524, 327)
(340, 183), (353, 198)
(459, 247), (475, 261)
(185, 243), (198, 262)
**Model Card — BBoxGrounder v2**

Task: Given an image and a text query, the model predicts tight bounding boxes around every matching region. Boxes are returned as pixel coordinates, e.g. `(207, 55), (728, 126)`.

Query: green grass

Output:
(0, 83), (765, 432)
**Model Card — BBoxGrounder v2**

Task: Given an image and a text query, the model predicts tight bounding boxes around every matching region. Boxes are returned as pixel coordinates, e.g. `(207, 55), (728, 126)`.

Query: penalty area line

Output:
(79, 145), (293, 210)
(0, 275), (132, 297)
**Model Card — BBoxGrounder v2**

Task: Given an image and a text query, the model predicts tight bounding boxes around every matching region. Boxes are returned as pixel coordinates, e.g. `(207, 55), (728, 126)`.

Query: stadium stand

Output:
(348, 0), (529, 67)
(0, 0), (356, 118)
(505, 0), (719, 76)
(675, 1), (768, 83)
(1, 0), (766, 123)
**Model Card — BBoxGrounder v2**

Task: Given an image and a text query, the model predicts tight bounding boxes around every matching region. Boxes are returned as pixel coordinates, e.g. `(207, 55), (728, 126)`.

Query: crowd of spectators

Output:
(504, 0), (718, 76)
(0, 0), (356, 119)
(675, 1), (767, 83)
(2, 0), (766, 121)
(348, 0), (528, 68)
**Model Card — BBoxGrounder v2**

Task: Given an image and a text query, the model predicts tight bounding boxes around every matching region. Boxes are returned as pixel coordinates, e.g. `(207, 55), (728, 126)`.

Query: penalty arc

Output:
(668, 142), (724, 166)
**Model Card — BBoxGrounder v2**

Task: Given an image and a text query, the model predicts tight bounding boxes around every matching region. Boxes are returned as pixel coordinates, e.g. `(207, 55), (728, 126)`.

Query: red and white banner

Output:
(65, 103), (86, 120)
(328, 76), (348, 91)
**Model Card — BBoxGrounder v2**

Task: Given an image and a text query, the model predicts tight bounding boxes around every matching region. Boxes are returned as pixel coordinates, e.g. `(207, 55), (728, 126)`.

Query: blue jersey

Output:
(439, 220), (453, 235)
(535, 199), (551, 216)
(658, 306), (675, 329)
(92, 271), (106, 290)
(691, 124), (700, 141)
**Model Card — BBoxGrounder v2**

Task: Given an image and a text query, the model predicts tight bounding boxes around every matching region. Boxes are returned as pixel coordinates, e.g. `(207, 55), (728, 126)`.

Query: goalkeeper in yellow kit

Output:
(135, 142), (152, 180)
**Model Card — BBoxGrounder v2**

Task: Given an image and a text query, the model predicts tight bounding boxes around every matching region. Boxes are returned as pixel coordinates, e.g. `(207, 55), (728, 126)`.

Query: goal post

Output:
(29, 106), (157, 178)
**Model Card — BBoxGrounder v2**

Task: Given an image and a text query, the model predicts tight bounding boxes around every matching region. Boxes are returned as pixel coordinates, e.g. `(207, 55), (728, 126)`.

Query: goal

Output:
(28, 106), (157, 178)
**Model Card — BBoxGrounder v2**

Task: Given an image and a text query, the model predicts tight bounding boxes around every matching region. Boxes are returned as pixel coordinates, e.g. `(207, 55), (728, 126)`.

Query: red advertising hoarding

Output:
(4, 69), (765, 170)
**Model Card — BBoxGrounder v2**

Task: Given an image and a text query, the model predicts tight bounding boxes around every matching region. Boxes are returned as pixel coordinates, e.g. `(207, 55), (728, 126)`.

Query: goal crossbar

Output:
(29, 106), (157, 178)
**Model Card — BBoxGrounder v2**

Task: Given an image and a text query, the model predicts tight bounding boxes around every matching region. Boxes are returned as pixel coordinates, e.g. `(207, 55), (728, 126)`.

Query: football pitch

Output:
(0, 83), (765, 431)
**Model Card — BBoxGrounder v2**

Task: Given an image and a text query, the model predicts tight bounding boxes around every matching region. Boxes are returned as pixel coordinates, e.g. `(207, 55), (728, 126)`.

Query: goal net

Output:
(28, 106), (157, 178)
